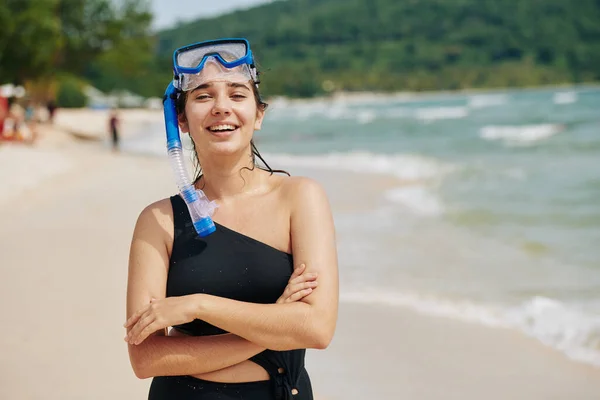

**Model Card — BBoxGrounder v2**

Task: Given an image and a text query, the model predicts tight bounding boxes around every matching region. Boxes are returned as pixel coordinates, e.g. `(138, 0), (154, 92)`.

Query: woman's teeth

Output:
(209, 124), (236, 132)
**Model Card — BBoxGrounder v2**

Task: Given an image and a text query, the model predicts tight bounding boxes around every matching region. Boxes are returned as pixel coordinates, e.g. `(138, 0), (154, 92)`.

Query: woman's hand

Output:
(125, 264), (317, 345)
(276, 263), (318, 304)
(124, 295), (200, 345)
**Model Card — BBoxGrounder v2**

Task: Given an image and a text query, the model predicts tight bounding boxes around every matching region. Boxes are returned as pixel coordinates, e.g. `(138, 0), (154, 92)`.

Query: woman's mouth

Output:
(207, 124), (239, 137)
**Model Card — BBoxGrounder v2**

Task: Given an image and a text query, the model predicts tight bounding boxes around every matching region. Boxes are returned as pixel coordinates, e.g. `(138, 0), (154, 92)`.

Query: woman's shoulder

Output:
(278, 174), (323, 190)
(134, 197), (175, 234)
(277, 175), (330, 210)
(139, 197), (174, 216)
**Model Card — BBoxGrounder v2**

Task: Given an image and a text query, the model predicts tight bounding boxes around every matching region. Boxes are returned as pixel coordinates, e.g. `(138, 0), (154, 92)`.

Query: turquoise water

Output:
(258, 87), (600, 270)
(125, 85), (600, 367)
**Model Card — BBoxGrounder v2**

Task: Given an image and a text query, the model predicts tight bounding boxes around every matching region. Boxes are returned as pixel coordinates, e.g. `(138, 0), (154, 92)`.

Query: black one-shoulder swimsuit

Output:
(147, 195), (313, 400)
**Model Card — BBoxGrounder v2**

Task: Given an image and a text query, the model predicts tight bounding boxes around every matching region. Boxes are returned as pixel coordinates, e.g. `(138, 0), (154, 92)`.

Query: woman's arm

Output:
(195, 178), (339, 350)
(128, 333), (264, 379)
(194, 178), (337, 350)
(128, 178), (339, 351)
(126, 200), (265, 379)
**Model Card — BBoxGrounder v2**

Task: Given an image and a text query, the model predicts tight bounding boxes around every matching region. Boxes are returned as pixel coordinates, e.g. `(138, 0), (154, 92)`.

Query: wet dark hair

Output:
(175, 81), (289, 185)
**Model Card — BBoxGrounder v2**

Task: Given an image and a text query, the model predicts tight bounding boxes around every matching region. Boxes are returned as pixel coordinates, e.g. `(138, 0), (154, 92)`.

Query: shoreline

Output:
(267, 81), (600, 105)
(309, 302), (600, 400)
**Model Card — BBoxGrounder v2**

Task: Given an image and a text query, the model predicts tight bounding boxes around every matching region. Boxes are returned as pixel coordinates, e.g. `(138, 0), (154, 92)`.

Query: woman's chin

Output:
(205, 140), (249, 156)
(208, 127), (238, 140)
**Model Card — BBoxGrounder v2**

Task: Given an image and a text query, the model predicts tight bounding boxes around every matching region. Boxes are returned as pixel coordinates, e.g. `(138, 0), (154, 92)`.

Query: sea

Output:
(122, 85), (600, 368)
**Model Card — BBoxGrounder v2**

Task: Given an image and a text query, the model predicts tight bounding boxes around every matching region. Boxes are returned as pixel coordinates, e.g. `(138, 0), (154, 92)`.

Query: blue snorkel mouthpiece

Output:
(163, 82), (217, 237)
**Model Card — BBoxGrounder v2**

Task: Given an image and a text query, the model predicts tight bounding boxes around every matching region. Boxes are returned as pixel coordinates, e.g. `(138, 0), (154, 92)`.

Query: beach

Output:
(1, 107), (600, 399)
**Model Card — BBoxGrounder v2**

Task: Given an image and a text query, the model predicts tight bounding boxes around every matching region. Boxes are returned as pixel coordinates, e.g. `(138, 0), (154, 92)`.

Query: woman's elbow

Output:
(308, 324), (335, 350)
(270, 327), (333, 351)
(128, 345), (153, 379)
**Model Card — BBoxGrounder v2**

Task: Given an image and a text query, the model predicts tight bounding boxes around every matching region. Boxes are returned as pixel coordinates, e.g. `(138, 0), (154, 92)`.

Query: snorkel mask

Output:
(163, 38), (259, 237)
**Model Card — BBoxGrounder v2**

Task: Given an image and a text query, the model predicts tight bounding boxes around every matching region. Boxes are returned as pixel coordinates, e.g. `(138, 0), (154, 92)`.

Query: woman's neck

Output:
(196, 153), (262, 201)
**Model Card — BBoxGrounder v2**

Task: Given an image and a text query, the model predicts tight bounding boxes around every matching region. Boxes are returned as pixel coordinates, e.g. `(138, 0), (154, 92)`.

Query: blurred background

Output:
(1, 0), (599, 104)
(1, 0), (600, 399)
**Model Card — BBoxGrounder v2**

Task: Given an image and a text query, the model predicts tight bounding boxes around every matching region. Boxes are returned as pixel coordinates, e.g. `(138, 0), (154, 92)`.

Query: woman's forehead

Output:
(191, 81), (252, 92)
(191, 60), (250, 85)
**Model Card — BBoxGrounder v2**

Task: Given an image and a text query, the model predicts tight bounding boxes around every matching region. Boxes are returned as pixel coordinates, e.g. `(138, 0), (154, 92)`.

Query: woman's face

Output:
(178, 72), (264, 159)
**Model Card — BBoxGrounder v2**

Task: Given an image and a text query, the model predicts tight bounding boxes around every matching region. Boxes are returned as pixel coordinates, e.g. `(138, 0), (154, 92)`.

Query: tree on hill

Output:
(0, 0), (159, 102)
(156, 0), (600, 97)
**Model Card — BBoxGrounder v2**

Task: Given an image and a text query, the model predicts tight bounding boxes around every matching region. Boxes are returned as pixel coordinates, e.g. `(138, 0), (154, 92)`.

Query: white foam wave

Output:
(342, 291), (507, 326)
(342, 290), (600, 367)
(270, 103), (470, 123)
(468, 94), (508, 109)
(505, 297), (600, 366)
(356, 110), (376, 124)
(415, 106), (469, 122)
(263, 151), (455, 182)
(480, 124), (564, 145)
(553, 91), (577, 105)
(274, 104), (380, 124)
(384, 186), (445, 216)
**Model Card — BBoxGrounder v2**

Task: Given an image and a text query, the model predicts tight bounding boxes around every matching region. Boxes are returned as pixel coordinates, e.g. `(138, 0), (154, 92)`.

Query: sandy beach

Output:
(1, 108), (600, 399)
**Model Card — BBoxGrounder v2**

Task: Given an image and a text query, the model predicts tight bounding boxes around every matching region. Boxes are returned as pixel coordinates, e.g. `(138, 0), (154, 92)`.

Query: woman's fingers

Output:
(279, 275), (316, 299)
(280, 280), (318, 303)
(126, 312), (155, 343)
(289, 263), (306, 280)
(289, 271), (318, 286)
(124, 307), (146, 328)
(285, 288), (314, 303)
(275, 266), (319, 304)
(289, 280), (318, 293)
(133, 320), (162, 345)
(124, 298), (156, 328)
(288, 273), (318, 288)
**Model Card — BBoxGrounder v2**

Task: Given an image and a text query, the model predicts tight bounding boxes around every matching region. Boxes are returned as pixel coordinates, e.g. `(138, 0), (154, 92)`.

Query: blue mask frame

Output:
(172, 38), (256, 77)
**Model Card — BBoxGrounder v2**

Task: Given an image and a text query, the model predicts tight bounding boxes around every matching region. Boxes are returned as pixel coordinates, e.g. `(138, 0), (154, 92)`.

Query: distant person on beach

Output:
(46, 100), (57, 124)
(124, 38), (338, 400)
(0, 95), (7, 138)
(108, 109), (120, 151)
(23, 99), (38, 143)
(1, 97), (29, 143)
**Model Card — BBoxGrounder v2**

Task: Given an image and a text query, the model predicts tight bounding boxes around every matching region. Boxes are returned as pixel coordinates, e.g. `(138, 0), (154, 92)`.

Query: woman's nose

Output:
(211, 96), (232, 116)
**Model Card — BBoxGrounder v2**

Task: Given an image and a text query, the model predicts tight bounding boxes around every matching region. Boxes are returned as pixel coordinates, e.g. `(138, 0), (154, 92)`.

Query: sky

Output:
(151, 0), (274, 30)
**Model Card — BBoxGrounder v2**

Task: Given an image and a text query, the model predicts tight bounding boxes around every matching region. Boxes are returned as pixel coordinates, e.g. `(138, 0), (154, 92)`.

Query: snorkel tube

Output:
(163, 82), (217, 237)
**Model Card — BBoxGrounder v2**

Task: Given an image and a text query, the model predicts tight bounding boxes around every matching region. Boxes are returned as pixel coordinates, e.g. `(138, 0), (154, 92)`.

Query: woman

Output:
(124, 38), (339, 400)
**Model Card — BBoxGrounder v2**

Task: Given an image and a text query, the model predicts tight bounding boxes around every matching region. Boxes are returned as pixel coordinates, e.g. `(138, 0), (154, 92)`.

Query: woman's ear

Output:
(254, 108), (265, 131)
(178, 112), (189, 133)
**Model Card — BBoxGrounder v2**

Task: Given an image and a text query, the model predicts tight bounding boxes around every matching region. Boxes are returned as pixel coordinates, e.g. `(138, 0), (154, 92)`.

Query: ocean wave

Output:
(553, 91), (578, 105)
(262, 151), (455, 182)
(480, 124), (565, 145)
(468, 94), (509, 109)
(384, 186), (445, 216)
(414, 106), (469, 122)
(269, 103), (470, 123)
(341, 290), (600, 367)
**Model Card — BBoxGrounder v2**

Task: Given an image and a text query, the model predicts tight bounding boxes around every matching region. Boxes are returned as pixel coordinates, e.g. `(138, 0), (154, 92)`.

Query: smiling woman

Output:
(125, 38), (339, 400)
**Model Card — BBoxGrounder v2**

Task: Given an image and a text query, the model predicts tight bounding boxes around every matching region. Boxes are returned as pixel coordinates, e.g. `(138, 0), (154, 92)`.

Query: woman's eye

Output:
(196, 94), (211, 100)
(231, 94), (247, 100)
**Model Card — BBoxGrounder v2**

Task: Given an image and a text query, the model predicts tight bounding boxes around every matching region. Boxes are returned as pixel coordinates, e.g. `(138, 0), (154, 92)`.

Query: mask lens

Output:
(176, 42), (248, 70)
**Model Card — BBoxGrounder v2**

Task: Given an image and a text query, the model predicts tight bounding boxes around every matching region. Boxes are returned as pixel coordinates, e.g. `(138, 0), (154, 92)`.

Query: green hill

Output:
(155, 0), (600, 97)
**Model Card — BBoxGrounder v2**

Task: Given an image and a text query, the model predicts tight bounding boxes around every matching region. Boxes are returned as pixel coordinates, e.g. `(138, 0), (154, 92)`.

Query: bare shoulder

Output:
(133, 197), (175, 242)
(279, 176), (331, 211)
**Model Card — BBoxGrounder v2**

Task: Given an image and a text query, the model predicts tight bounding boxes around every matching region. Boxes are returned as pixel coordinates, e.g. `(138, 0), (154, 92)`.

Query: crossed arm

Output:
(125, 178), (338, 379)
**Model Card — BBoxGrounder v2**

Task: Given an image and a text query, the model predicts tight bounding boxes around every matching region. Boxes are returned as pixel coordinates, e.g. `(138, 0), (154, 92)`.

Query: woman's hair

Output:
(176, 80), (289, 185)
